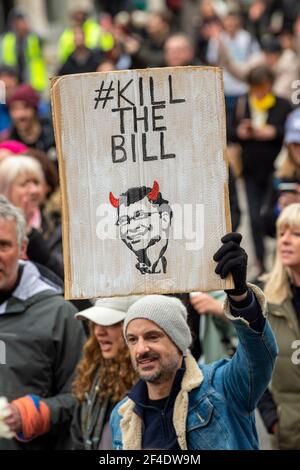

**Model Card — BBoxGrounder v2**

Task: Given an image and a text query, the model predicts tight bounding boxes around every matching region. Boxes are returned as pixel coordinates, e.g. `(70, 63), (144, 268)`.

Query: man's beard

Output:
(141, 369), (162, 383)
(133, 351), (178, 384)
(133, 351), (161, 382)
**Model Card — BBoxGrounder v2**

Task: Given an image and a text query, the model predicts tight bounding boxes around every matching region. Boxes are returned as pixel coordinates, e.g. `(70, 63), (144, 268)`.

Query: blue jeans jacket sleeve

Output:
(215, 312), (278, 414)
(110, 399), (125, 450)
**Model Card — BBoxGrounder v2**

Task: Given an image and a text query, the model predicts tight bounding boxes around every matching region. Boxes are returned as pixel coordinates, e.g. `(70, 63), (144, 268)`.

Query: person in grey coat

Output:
(0, 196), (85, 449)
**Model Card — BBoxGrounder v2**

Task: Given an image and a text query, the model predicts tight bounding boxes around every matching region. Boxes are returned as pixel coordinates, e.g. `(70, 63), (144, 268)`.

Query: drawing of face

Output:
(118, 197), (171, 252)
(109, 181), (172, 274)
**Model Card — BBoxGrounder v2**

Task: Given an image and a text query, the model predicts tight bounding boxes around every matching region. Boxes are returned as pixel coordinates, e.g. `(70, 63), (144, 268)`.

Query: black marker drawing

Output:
(109, 181), (173, 274)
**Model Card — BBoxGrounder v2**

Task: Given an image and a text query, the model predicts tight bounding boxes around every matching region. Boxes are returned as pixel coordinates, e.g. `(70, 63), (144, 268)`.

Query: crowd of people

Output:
(0, 0), (300, 451)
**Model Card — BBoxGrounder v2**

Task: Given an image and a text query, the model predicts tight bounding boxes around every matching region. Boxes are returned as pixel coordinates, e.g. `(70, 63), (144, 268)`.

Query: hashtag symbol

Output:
(94, 80), (115, 110)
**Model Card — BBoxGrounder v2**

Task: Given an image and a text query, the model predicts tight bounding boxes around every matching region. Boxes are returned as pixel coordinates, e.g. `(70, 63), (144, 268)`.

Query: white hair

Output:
(0, 155), (44, 199)
(0, 195), (27, 245)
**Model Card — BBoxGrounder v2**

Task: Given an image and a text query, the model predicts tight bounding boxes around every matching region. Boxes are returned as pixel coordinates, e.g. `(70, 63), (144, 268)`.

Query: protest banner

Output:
(51, 66), (233, 298)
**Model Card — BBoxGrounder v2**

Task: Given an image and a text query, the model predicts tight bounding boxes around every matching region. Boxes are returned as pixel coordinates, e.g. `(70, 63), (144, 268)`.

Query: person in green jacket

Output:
(0, 8), (47, 92)
(57, 8), (114, 65)
(258, 203), (300, 449)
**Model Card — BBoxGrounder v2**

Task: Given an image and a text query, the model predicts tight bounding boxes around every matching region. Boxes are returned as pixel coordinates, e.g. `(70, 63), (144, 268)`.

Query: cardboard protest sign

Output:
(51, 66), (233, 299)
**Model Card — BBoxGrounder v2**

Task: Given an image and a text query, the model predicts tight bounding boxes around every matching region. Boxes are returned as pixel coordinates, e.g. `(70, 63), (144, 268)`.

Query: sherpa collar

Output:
(118, 353), (203, 450)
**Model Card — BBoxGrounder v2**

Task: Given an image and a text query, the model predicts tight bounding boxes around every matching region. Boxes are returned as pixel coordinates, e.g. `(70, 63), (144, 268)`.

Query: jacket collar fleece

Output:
(117, 353), (204, 450)
(0, 261), (63, 315)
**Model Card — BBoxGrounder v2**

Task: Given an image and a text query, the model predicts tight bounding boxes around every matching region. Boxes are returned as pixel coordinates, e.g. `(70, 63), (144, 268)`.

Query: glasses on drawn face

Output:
(117, 210), (158, 227)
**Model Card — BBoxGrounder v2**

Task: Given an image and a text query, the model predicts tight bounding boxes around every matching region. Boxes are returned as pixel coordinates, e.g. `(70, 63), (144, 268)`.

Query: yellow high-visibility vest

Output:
(99, 30), (114, 52)
(58, 19), (114, 64)
(1, 31), (47, 92)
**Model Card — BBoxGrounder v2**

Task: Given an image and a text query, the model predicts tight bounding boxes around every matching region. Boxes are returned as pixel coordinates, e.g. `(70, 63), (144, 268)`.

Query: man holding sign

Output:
(110, 233), (278, 450)
(50, 65), (278, 449)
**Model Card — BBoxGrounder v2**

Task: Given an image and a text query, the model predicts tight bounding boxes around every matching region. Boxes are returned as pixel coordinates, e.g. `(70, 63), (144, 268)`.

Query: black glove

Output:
(213, 232), (248, 296)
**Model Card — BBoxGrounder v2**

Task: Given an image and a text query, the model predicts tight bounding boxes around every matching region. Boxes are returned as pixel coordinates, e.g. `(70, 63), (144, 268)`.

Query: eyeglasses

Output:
(117, 210), (158, 227)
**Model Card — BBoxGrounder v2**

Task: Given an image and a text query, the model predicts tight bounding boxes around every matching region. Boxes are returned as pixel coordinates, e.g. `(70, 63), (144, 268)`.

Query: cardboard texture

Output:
(51, 66), (233, 299)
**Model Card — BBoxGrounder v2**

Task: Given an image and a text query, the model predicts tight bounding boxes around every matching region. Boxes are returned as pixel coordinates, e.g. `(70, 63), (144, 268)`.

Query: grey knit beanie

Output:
(124, 295), (192, 355)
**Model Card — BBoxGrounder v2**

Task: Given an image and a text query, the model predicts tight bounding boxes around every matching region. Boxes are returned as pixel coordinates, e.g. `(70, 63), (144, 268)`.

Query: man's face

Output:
(71, 10), (87, 26)
(126, 319), (182, 383)
(223, 15), (241, 36)
(73, 26), (85, 48)
(147, 14), (168, 38)
(118, 198), (170, 252)
(0, 219), (26, 291)
(14, 18), (29, 37)
(164, 37), (194, 67)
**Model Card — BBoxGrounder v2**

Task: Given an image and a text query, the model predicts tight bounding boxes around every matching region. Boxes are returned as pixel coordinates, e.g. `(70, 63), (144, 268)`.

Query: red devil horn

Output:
(109, 192), (120, 208)
(148, 181), (160, 202)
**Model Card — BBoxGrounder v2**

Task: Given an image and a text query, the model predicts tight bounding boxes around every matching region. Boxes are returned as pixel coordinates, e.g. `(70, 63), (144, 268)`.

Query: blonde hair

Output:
(264, 203), (300, 304)
(0, 155), (45, 199)
(277, 145), (300, 180)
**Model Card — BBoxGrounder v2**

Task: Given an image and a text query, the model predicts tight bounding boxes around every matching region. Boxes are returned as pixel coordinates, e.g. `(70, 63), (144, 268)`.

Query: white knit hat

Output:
(124, 295), (192, 355)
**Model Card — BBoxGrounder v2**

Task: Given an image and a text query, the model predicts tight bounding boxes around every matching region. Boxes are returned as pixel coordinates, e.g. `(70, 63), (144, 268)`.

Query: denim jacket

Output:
(110, 285), (278, 450)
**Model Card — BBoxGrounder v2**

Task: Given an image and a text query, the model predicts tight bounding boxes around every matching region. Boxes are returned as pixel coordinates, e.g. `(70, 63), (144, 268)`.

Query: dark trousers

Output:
(244, 176), (266, 265)
(225, 95), (239, 139)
